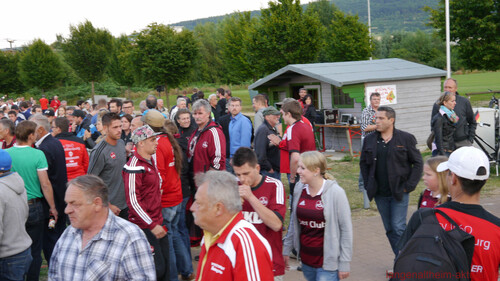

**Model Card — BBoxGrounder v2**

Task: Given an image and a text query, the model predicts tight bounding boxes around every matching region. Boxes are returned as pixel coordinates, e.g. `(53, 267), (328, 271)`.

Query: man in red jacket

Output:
(188, 99), (226, 176)
(123, 124), (169, 281)
(191, 170), (274, 281)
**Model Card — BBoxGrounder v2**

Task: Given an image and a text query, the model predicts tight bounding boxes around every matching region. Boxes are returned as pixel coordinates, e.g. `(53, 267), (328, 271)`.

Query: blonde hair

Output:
(436, 91), (454, 106)
(425, 156), (449, 204)
(299, 151), (334, 180)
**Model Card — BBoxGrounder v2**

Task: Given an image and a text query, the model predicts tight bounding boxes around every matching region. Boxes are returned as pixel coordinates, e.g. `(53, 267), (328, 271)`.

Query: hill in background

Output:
(172, 0), (438, 33)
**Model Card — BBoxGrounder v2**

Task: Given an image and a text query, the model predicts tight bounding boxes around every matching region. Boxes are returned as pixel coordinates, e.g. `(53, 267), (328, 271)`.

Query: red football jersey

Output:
(242, 176), (286, 276)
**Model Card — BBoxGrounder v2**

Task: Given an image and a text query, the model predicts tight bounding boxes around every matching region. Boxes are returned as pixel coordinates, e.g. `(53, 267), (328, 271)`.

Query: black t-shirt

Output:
(375, 135), (391, 197)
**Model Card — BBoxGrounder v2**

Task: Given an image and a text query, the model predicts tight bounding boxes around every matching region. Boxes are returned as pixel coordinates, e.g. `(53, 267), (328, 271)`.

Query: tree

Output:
(18, 39), (64, 93)
(191, 22), (225, 83)
(220, 12), (259, 83)
(425, 0), (500, 70)
(108, 35), (135, 94)
(321, 11), (372, 62)
(246, 0), (324, 76)
(62, 20), (114, 98)
(131, 23), (198, 109)
(0, 51), (24, 94)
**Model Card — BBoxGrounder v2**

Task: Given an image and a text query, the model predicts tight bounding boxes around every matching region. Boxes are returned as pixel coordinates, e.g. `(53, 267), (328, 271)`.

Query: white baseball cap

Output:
(436, 146), (490, 180)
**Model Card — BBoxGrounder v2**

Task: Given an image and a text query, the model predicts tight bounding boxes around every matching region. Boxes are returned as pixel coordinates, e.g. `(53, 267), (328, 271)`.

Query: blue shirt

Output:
(229, 113), (252, 157)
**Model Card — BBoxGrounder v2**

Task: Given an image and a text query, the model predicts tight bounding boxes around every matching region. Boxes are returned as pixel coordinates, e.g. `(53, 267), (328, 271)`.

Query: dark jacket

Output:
(431, 93), (476, 143)
(37, 135), (68, 217)
(431, 112), (456, 155)
(254, 120), (280, 172)
(176, 122), (197, 198)
(215, 98), (227, 121)
(360, 129), (423, 201)
(303, 104), (317, 126)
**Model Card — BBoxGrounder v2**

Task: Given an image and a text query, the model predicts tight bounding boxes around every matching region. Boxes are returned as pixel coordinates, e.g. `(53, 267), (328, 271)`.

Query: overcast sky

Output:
(0, 0), (314, 49)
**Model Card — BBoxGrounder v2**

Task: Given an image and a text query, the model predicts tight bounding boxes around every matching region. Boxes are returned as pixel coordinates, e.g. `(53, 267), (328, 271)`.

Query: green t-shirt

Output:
(6, 146), (48, 200)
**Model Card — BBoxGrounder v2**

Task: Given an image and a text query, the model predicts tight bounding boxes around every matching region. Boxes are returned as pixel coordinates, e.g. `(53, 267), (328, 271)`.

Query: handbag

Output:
(426, 131), (434, 150)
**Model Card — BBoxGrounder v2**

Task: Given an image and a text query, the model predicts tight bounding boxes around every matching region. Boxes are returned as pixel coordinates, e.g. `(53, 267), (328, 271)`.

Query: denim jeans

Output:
(25, 200), (45, 281)
(374, 193), (410, 256)
(301, 264), (339, 281)
(261, 170), (281, 180)
(162, 204), (182, 281)
(174, 197), (194, 277)
(0, 248), (32, 281)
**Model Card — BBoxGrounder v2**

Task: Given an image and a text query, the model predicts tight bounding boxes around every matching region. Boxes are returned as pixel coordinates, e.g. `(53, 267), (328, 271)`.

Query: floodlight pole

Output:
(445, 0), (451, 78)
(368, 0), (372, 60)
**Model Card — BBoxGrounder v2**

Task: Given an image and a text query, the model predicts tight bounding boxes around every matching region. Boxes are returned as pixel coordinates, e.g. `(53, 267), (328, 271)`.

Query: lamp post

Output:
(445, 0), (451, 78)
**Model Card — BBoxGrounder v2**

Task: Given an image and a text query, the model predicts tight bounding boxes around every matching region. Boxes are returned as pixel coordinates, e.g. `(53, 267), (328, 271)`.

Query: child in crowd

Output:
(418, 156), (450, 209)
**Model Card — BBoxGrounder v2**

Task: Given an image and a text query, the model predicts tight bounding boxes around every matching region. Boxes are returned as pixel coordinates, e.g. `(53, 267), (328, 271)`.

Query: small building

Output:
(248, 58), (447, 151)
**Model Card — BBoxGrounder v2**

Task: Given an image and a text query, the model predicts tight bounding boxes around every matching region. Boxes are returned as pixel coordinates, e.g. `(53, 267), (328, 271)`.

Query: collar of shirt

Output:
(304, 179), (326, 196)
(230, 112), (243, 121)
(35, 133), (51, 148)
(68, 209), (114, 244)
(203, 212), (239, 252)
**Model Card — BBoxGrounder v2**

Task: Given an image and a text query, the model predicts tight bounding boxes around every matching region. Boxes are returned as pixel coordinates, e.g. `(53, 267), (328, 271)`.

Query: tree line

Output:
(0, 0), (497, 102)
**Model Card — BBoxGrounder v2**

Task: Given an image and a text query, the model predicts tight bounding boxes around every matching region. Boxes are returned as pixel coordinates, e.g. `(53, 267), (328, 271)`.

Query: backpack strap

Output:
(434, 208), (461, 229)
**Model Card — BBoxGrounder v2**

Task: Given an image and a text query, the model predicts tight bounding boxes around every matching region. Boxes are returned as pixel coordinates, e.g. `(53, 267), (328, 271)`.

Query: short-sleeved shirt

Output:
(286, 120), (316, 154)
(242, 176), (286, 276)
(296, 184), (326, 268)
(88, 140), (127, 209)
(7, 145), (48, 200)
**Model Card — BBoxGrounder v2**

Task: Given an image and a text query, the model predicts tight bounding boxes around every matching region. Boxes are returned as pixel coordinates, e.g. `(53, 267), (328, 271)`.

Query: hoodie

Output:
(0, 172), (32, 258)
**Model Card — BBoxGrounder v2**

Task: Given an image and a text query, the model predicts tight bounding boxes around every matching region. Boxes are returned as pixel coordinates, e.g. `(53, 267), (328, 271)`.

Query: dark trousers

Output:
(0, 248), (32, 281)
(42, 210), (66, 267)
(143, 228), (170, 281)
(25, 200), (45, 281)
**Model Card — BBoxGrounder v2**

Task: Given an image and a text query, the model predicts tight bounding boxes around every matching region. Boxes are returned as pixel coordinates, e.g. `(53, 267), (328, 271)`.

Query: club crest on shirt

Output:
(315, 200), (324, 210)
(202, 141), (208, 148)
(110, 152), (116, 159)
(259, 196), (268, 206)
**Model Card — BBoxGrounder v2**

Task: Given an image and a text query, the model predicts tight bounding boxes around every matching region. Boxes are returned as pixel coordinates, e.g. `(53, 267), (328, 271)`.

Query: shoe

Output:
(297, 265), (302, 272)
(194, 255), (199, 261)
(386, 269), (394, 278)
(181, 273), (196, 281)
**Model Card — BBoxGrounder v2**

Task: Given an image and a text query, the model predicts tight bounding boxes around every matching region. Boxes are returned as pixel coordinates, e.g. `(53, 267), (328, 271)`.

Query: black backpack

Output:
(392, 209), (475, 281)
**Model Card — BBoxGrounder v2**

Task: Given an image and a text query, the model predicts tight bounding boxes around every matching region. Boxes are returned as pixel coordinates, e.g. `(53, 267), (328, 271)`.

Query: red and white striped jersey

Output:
(196, 212), (274, 281)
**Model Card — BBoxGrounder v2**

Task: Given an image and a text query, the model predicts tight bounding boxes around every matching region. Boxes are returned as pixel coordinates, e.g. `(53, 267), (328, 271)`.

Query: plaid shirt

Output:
(48, 210), (156, 281)
(361, 104), (377, 138)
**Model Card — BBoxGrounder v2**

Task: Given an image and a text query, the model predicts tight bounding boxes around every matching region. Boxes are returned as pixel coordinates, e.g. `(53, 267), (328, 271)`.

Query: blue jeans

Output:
(374, 193), (410, 256)
(301, 264), (339, 281)
(162, 204), (182, 281)
(174, 197), (194, 277)
(0, 248), (32, 281)
(261, 169), (281, 180)
(25, 200), (45, 281)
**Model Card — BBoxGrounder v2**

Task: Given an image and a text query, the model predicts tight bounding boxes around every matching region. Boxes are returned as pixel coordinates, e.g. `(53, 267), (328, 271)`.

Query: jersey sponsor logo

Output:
(243, 211), (263, 224)
(110, 152), (116, 159)
(299, 200), (306, 206)
(315, 200), (324, 210)
(259, 196), (268, 206)
(210, 262), (225, 275)
(202, 141), (208, 148)
(299, 220), (325, 229)
(69, 151), (73, 157)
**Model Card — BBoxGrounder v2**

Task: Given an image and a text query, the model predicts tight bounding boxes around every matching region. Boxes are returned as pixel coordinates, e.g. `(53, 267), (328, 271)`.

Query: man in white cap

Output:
(399, 147), (500, 281)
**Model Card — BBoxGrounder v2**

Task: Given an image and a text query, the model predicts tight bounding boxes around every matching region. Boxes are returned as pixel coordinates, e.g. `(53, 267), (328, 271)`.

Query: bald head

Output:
(130, 117), (144, 132)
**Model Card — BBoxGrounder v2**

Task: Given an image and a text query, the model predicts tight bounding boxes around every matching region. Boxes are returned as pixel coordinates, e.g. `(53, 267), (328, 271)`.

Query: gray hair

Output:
(139, 100), (147, 112)
(208, 94), (217, 102)
(30, 114), (50, 132)
(195, 171), (242, 213)
(282, 97), (296, 104)
(444, 78), (458, 87)
(177, 98), (187, 106)
(68, 175), (109, 206)
(192, 99), (211, 114)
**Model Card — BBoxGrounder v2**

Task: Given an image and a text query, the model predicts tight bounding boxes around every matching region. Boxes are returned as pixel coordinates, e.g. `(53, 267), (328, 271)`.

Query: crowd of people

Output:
(0, 80), (498, 281)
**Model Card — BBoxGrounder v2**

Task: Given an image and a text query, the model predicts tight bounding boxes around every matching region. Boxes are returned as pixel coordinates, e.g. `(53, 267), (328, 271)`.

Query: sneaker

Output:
(181, 273), (196, 281)
(194, 255), (199, 261)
